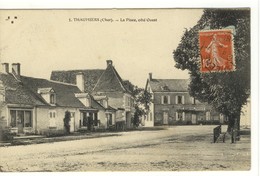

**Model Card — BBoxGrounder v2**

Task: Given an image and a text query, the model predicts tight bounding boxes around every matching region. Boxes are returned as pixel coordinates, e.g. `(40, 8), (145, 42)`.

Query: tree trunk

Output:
(227, 111), (241, 143)
(227, 116), (235, 133)
(236, 113), (241, 141)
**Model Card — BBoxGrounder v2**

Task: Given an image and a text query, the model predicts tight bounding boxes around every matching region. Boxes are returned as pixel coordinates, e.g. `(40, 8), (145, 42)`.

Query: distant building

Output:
(240, 96), (251, 128)
(144, 73), (226, 127)
(51, 60), (135, 130)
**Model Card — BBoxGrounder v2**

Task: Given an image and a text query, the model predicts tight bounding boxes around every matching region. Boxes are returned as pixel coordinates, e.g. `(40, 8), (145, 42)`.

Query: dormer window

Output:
(161, 85), (169, 91)
(38, 88), (56, 105)
(50, 94), (56, 104)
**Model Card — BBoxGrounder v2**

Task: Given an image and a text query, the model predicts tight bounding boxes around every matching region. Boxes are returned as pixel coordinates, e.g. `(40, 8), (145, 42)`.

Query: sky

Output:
(0, 9), (203, 88)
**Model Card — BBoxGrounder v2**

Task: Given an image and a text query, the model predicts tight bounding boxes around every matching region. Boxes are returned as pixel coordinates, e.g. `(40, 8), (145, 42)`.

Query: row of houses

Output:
(0, 60), (135, 135)
(0, 60), (233, 136)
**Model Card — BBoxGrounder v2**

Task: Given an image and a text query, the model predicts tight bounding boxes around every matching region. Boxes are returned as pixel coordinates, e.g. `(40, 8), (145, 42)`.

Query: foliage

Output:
(132, 86), (152, 127)
(173, 9), (250, 131)
(0, 127), (14, 141)
(63, 110), (71, 134)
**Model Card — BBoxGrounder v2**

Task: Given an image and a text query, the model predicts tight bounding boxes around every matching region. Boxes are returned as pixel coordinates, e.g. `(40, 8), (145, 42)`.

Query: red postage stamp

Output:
(199, 29), (235, 73)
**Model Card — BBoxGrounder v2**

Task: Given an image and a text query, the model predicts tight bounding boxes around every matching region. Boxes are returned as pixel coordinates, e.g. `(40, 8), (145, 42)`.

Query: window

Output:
(178, 96), (182, 104)
(10, 110), (16, 127)
(125, 96), (132, 107)
(108, 114), (113, 125)
(206, 111), (210, 121)
(93, 113), (98, 126)
(176, 112), (183, 121)
(10, 110), (33, 128)
(17, 111), (24, 126)
(191, 97), (196, 104)
(49, 111), (56, 127)
(176, 95), (184, 104)
(24, 111), (32, 127)
(49, 111), (56, 118)
(161, 95), (170, 104)
(50, 94), (55, 104)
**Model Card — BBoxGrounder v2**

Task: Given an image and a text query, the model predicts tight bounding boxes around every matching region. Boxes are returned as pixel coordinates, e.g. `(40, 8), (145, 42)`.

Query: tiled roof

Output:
(50, 65), (133, 95)
(90, 98), (106, 110)
(149, 79), (189, 92)
(50, 69), (104, 93)
(122, 80), (134, 94)
(0, 73), (45, 106)
(20, 76), (86, 108)
(93, 64), (129, 93)
(1, 71), (118, 111)
(107, 105), (117, 112)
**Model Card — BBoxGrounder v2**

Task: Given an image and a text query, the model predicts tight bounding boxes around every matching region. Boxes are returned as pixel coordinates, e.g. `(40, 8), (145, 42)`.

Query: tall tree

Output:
(173, 9), (250, 132)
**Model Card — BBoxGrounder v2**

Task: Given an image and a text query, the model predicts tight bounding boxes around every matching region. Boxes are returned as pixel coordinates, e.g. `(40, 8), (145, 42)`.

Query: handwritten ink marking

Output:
(5, 16), (18, 24)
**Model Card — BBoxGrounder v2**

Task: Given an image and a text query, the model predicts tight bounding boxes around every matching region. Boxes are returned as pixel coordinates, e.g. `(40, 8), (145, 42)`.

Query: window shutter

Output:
(161, 96), (164, 104)
(182, 112), (185, 121)
(168, 95), (170, 104)
(175, 112), (178, 120)
(182, 95), (185, 104)
(175, 96), (178, 104)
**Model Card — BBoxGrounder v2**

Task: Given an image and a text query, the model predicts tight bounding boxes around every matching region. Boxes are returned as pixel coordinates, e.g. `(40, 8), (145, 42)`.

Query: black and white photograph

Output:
(0, 2), (258, 175)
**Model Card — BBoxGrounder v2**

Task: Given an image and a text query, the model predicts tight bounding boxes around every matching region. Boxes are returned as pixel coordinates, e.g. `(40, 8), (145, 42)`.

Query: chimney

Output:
(12, 63), (21, 76)
(76, 72), (85, 92)
(106, 60), (113, 66)
(1, 63), (9, 74)
(149, 73), (152, 81)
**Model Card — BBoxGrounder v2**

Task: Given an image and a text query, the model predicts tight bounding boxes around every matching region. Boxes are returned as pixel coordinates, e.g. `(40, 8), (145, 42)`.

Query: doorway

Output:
(163, 112), (169, 125)
(192, 114), (197, 124)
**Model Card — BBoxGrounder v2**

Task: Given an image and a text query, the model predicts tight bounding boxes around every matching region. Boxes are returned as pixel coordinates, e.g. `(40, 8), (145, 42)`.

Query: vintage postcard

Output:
(0, 7), (255, 175)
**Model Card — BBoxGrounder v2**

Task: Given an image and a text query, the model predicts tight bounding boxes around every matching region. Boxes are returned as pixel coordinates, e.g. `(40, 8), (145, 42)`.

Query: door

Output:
(70, 117), (75, 132)
(192, 114), (197, 124)
(17, 111), (24, 133)
(163, 112), (169, 125)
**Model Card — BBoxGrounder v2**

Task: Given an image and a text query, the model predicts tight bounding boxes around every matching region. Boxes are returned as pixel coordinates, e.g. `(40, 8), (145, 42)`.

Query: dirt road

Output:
(0, 125), (250, 171)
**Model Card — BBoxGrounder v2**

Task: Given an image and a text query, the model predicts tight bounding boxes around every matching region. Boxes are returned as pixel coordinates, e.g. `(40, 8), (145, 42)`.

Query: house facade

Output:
(51, 60), (135, 130)
(144, 73), (227, 127)
(0, 63), (113, 135)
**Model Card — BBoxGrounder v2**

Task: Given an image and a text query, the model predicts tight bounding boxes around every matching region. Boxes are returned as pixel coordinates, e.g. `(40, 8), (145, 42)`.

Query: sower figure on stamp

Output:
(205, 34), (228, 69)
